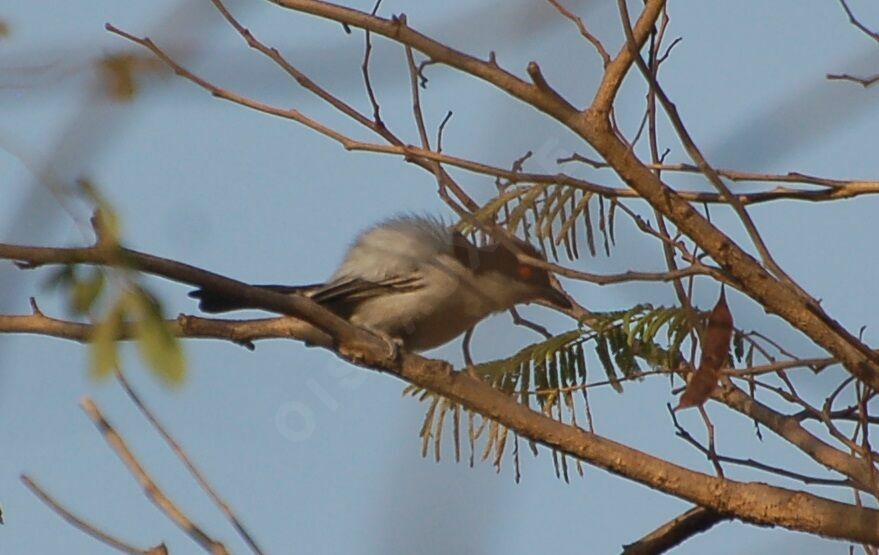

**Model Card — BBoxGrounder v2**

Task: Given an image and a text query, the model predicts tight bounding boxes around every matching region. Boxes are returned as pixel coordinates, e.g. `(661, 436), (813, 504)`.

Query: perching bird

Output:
(189, 215), (571, 351)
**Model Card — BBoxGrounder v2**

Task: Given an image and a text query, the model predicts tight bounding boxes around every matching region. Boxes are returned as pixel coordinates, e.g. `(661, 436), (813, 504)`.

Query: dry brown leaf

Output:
(677, 288), (733, 409)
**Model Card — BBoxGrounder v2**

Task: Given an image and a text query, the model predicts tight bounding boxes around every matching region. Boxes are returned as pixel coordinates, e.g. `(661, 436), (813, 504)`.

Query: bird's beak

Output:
(538, 287), (573, 309)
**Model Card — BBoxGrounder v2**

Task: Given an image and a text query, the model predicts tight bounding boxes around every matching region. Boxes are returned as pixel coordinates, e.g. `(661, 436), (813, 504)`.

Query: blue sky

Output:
(2, 1), (879, 553)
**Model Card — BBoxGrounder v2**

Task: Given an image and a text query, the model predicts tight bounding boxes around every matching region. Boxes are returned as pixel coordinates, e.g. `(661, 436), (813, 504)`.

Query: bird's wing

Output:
(309, 273), (424, 305)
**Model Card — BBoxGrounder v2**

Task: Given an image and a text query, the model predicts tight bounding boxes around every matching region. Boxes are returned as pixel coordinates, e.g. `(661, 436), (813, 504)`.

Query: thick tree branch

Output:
(0, 242), (382, 362)
(2, 246), (879, 542)
(590, 0), (666, 114)
(268, 0), (579, 119)
(0, 309), (331, 349)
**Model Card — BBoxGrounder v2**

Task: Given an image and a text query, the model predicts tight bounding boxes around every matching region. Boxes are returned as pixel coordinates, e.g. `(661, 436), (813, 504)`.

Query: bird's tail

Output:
(188, 284), (321, 313)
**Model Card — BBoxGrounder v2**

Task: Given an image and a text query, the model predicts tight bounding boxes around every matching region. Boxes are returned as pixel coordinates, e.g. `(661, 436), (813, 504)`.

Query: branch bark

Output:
(621, 506), (728, 555)
(22, 475), (166, 555)
(3, 244), (879, 543)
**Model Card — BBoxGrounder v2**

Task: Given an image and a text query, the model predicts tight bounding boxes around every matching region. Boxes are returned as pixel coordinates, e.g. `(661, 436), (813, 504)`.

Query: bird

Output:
(189, 215), (571, 352)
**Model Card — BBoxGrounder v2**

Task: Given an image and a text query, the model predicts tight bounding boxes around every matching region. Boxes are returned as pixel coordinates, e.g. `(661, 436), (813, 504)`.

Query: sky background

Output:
(2, 1), (879, 553)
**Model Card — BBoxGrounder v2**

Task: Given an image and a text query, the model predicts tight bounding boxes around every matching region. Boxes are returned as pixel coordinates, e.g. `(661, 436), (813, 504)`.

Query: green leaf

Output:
(69, 270), (105, 315)
(128, 287), (186, 385)
(89, 300), (125, 380)
(644, 307), (679, 344)
(594, 336), (622, 392)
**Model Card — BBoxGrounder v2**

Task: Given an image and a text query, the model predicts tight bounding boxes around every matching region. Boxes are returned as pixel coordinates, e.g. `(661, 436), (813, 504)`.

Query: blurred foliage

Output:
(97, 53), (164, 102)
(42, 180), (186, 385)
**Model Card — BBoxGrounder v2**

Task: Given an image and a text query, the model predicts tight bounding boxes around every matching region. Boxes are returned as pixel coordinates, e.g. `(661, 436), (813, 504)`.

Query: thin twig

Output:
(545, 0), (611, 66)
(838, 0), (879, 44)
(558, 156), (870, 189)
(509, 307), (553, 339)
(361, 0), (384, 124)
(80, 398), (230, 555)
(21, 475), (165, 555)
(698, 406), (724, 477)
(669, 407), (853, 488)
(116, 373), (265, 555)
(827, 73), (879, 88)
(201, 1), (480, 212)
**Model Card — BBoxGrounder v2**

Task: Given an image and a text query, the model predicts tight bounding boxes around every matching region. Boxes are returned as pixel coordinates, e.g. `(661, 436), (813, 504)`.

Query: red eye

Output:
(517, 264), (533, 280)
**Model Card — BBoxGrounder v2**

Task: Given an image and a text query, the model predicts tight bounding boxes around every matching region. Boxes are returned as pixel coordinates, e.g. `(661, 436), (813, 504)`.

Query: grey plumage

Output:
(190, 215), (570, 351)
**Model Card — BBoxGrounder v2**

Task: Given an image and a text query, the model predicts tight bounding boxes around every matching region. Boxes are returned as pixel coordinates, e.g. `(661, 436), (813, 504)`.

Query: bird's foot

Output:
(372, 329), (404, 362)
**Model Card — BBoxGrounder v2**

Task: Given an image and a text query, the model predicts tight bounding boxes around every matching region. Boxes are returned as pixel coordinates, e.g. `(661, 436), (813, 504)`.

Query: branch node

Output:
(238, 339), (257, 351)
(90, 209), (112, 248)
(391, 13), (407, 29)
(526, 61), (568, 106)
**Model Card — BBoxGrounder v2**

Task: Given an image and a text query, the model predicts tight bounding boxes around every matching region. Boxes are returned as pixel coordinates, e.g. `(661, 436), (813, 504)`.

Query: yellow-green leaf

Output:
(89, 301), (125, 380)
(130, 288), (185, 385)
(69, 270), (104, 314)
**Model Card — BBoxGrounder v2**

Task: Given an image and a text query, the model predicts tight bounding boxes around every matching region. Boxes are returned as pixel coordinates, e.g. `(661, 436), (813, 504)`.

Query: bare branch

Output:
(622, 507), (727, 555)
(0, 240), (387, 363)
(827, 72), (879, 88)
(265, 0), (879, 391)
(360, 0), (384, 124)
(671, 406), (855, 488)
(0, 309), (332, 350)
(21, 475), (165, 555)
(203, 0), (480, 212)
(116, 374), (265, 555)
(81, 399), (229, 554)
(838, 0), (879, 44)
(560, 155), (878, 190)
(1, 241), (877, 540)
(106, 21), (879, 209)
(591, 0), (666, 114)
(545, 0), (611, 66)
(714, 380), (876, 491)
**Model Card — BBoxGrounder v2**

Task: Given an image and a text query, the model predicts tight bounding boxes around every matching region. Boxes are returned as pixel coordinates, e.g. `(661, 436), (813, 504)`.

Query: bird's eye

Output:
(517, 264), (534, 280)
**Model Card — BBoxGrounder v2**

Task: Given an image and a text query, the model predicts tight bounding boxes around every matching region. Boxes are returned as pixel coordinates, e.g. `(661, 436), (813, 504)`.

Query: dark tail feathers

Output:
(188, 284), (314, 313)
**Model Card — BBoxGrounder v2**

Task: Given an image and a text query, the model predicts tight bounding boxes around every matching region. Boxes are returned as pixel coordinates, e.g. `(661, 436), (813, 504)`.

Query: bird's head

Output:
(453, 232), (572, 310)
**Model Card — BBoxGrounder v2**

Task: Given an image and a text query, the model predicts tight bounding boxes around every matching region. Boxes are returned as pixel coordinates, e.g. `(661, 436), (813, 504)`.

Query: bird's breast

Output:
(347, 261), (497, 351)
